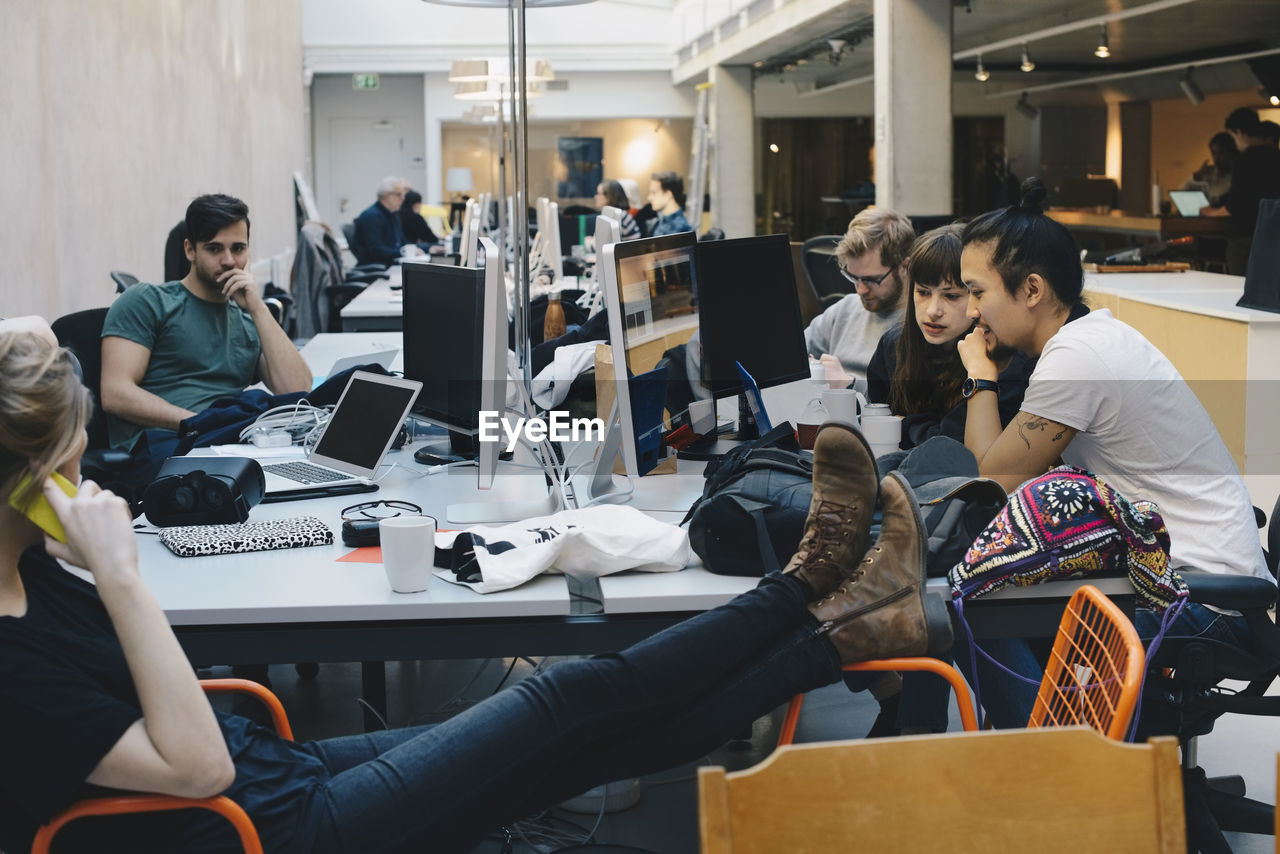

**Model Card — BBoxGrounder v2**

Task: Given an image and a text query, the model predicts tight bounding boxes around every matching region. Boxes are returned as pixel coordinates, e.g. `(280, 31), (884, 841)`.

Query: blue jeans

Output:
(952, 601), (1254, 730)
(290, 574), (841, 854)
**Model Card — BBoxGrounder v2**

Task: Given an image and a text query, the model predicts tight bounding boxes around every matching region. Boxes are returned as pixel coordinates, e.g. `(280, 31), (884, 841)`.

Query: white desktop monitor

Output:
(589, 231), (698, 501)
(594, 214), (621, 256)
(461, 200), (482, 268)
(543, 200), (563, 280)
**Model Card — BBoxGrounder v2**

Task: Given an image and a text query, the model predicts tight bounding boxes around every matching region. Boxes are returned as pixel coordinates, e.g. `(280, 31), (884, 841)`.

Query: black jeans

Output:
(292, 574), (841, 854)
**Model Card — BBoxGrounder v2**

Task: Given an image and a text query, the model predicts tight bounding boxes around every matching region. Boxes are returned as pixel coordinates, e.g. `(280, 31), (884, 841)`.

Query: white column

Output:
(873, 0), (952, 215)
(424, 74), (450, 205)
(708, 65), (755, 238)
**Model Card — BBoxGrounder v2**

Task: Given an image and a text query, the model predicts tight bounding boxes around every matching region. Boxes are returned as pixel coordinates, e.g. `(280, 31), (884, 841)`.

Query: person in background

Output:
(351, 177), (423, 266)
(867, 223), (1033, 451)
(1198, 107), (1280, 274)
(805, 208), (915, 386)
(648, 171), (693, 237)
(955, 176), (1272, 727)
(617, 178), (642, 215)
(1261, 120), (1280, 148)
(0, 337), (950, 854)
(1181, 131), (1237, 206)
(397, 189), (441, 252)
(100, 194), (312, 451)
(593, 180), (640, 240)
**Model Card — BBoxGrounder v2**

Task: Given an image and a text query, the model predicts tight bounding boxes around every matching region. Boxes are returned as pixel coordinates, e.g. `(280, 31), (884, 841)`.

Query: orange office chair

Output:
(778, 584), (1146, 745)
(31, 679), (292, 854)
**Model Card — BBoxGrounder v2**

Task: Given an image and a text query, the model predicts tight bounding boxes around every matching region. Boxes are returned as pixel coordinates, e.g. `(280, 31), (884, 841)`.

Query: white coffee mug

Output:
(820, 388), (863, 425)
(380, 515), (437, 593)
(862, 402), (892, 418)
(860, 413), (902, 447)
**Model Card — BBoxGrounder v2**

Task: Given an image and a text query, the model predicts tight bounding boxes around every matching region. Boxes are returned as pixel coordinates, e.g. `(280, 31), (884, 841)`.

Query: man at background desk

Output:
(100, 194), (312, 451)
(805, 207), (915, 386)
(1199, 107), (1280, 275)
(351, 176), (424, 266)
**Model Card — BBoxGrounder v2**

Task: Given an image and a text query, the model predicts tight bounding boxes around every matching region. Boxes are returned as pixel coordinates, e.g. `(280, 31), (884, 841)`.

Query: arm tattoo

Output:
(1018, 416), (1068, 450)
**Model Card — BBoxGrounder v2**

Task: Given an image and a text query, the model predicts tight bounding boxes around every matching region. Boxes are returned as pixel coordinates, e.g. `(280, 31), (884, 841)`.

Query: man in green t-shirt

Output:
(101, 194), (312, 450)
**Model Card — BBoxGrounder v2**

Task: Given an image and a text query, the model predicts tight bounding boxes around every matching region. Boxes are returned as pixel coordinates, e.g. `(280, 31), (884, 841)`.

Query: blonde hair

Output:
(0, 332), (91, 511)
(834, 208), (916, 272)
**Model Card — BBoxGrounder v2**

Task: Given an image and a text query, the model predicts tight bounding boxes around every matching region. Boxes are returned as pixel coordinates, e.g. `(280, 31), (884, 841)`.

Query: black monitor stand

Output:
(676, 393), (763, 460)
(413, 427), (512, 466)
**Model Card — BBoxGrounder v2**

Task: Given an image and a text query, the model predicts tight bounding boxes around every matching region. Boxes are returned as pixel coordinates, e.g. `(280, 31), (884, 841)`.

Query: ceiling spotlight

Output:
(975, 55), (990, 82)
(769, 143), (780, 153)
(1094, 25), (1110, 59)
(1020, 44), (1035, 73)
(1267, 87), (1280, 106)
(1015, 92), (1039, 119)
(1273, 94), (1280, 106)
(1180, 68), (1204, 106)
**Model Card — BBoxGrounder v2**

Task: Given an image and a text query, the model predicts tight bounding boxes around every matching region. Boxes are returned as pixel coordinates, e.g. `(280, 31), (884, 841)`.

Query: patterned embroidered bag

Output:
(948, 465), (1188, 611)
(947, 466), (1189, 740)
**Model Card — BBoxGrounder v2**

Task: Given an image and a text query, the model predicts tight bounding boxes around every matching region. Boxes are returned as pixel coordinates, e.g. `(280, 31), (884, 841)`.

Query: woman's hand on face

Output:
(957, 329), (999, 381)
(42, 478), (138, 579)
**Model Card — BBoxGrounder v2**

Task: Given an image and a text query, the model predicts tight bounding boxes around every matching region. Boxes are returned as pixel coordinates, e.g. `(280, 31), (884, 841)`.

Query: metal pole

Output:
(508, 0), (532, 389)
(495, 86), (508, 272)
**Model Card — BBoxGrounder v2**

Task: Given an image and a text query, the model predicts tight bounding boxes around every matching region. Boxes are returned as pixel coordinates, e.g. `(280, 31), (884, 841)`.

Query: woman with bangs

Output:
(867, 223), (1033, 451)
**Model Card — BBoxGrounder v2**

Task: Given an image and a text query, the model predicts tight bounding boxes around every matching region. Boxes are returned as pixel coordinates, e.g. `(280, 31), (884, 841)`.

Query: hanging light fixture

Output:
(1020, 44), (1035, 73)
(1094, 24), (1110, 59)
(975, 54), (990, 82)
(454, 80), (544, 101)
(1179, 67), (1204, 106)
(1015, 92), (1039, 119)
(448, 58), (554, 83)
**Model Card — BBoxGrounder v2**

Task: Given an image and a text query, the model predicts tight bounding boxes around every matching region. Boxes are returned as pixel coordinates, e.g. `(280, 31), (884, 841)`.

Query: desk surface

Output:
(1083, 271), (1280, 324)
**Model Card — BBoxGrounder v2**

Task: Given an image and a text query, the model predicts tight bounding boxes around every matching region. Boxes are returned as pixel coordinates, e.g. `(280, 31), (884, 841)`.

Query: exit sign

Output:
(352, 73), (380, 91)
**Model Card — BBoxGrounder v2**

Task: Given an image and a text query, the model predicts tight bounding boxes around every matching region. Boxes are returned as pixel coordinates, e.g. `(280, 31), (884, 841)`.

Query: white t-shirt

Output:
(1020, 309), (1269, 581)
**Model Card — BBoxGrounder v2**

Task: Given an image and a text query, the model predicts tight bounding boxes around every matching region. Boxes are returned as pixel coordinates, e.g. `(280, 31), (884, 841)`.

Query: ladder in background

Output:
(685, 81), (713, 230)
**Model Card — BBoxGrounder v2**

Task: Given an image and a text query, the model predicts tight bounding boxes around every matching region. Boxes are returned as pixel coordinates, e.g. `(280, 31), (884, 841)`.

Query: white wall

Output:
(311, 74), (428, 225)
(0, 1), (306, 319)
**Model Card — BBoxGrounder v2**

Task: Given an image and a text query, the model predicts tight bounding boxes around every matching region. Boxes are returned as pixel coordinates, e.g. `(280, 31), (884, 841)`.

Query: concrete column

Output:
(873, 0), (952, 215)
(423, 74), (450, 205)
(708, 65), (755, 238)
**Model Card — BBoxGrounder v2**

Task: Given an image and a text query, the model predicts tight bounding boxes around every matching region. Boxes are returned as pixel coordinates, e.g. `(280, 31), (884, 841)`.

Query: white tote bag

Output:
(434, 505), (689, 593)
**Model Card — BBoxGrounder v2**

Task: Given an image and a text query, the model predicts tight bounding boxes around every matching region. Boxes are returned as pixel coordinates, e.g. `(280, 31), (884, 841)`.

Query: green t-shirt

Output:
(101, 281), (261, 449)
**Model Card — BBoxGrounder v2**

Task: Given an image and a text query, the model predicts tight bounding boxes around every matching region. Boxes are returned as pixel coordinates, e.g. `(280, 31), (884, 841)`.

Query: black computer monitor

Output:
(694, 234), (809, 400)
(560, 213), (598, 257)
(401, 249), (506, 490)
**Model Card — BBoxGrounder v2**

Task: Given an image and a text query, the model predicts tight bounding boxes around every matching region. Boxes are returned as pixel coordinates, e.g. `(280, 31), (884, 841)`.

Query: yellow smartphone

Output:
(8, 471), (77, 544)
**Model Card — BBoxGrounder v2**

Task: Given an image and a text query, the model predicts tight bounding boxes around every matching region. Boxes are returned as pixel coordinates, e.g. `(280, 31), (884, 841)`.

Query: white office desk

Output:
(340, 273), (404, 331)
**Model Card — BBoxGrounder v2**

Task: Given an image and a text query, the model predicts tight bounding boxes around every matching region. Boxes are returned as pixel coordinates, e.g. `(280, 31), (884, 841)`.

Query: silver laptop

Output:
(261, 371), (421, 495)
(325, 349), (400, 380)
(1169, 189), (1209, 217)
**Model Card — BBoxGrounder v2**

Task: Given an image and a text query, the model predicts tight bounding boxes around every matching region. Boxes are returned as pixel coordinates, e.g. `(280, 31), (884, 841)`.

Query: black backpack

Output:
(682, 425), (814, 577)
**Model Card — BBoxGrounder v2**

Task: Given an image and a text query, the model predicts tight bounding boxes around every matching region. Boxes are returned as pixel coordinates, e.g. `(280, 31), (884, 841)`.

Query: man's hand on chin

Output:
(218, 269), (263, 312)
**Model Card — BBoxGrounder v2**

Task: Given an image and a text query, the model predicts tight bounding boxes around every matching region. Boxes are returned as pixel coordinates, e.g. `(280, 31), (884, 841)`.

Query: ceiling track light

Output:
(1264, 87), (1280, 106)
(1015, 92), (1039, 119)
(975, 54), (990, 82)
(1094, 24), (1110, 59)
(1180, 67), (1204, 106)
(1020, 44), (1035, 73)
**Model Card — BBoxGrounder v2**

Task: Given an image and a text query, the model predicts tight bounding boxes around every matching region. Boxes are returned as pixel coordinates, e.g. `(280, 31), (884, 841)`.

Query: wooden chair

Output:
(778, 584), (1145, 744)
(31, 679), (291, 854)
(698, 728), (1186, 853)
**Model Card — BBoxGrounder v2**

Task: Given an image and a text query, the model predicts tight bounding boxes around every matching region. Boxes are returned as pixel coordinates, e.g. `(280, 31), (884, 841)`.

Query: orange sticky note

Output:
(337, 546), (383, 564)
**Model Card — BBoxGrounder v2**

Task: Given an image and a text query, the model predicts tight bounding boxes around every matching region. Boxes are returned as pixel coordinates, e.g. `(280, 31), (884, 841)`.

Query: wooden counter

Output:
(1082, 271), (1280, 475)
(1048, 209), (1232, 240)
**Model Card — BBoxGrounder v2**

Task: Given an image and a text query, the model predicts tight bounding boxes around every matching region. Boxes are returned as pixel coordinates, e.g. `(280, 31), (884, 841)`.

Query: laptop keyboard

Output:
(263, 461), (348, 485)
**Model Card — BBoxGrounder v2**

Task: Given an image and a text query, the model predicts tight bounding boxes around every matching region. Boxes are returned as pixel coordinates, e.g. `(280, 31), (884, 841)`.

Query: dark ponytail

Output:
(961, 176), (1083, 306)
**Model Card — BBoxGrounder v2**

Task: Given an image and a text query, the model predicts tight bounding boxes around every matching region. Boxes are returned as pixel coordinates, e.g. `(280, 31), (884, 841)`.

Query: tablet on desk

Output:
(1169, 189), (1210, 217)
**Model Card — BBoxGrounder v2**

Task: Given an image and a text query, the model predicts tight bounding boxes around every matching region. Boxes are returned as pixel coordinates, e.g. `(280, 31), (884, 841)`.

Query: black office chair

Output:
(49, 309), (133, 481)
(1142, 497), (1280, 852)
(800, 235), (847, 309)
(164, 220), (190, 282)
(110, 271), (140, 293)
(699, 227), (725, 242)
(907, 214), (956, 235)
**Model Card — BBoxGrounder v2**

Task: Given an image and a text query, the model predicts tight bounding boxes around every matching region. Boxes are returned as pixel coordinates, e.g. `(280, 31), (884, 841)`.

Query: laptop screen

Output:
(1169, 190), (1209, 217)
(312, 373), (421, 472)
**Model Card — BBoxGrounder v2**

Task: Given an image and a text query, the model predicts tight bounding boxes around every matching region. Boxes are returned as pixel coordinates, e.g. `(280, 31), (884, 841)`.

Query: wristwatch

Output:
(962, 377), (1000, 399)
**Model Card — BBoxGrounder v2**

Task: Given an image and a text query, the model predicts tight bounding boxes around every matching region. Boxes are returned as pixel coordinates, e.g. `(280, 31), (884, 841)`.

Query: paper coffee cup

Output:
(379, 515), (437, 593)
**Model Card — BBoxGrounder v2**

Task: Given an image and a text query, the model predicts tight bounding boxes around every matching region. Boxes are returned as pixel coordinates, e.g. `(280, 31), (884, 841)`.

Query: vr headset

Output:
(143, 457), (265, 527)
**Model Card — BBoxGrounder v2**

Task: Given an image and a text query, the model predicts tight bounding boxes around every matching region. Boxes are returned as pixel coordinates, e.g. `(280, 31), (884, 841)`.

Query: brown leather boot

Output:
(809, 471), (953, 664)
(782, 422), (878, 598)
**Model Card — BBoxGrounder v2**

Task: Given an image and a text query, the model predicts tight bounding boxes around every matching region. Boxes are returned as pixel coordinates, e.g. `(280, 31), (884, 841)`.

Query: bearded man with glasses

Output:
(805, 208), (915, 387)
